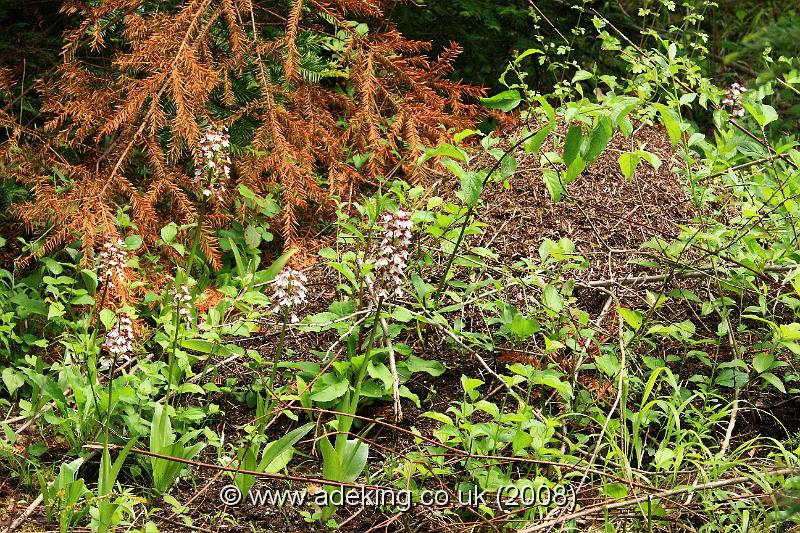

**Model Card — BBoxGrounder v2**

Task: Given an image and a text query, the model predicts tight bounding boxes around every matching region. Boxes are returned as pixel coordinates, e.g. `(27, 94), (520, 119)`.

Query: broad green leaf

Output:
(602, 482), (628, 499)
(584, 116), (613, 163)
(760, 372), (786, 393)
(523, 124), (553, 155)
(618, 307), (642, 330)
(543, 169), (564, 202)
(310, 374), (349, 402)
(391, 306), (414, 322)
(618, 152), (641, 179)
(367, 362), (394, 389)
(1, 368), (24, 396)
(654, 104), (682, 145)
(562, 125), (583, 167)
(565, 157), (585, 184)
(752, 352), (775, 374)
(341, 439), (369, 482)
(481, 90), (521, 112)
(260, 423), (313, 472)
(418, 143), (468, 164)
(124, 235), (142, 250)
(637, 150), (662, 171)
(404, 355), (445, 377)
(160, 223), (178, 243)
(257, 248), (297, 284)
(510, 314), (540, 340)
(743, 102), (778, 127)
(542, 285), (563, 313)
(456, 170), (484, 207)
(244, 224), (261, 249)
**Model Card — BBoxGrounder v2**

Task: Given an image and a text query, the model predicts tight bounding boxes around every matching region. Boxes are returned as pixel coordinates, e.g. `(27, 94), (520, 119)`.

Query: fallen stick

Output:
(584, 263), (799, 289)
(518, 467), (798, 532)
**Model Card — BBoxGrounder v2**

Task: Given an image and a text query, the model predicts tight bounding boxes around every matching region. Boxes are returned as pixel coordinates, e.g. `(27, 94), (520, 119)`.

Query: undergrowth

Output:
(1, 1), (800, 532)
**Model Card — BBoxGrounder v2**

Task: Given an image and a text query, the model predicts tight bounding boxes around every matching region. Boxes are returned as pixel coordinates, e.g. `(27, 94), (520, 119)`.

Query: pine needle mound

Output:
(479, 124), (696, 282)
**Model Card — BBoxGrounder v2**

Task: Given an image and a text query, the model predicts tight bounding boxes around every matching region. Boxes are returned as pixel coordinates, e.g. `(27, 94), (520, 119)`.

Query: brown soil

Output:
(478, 123), (699, 282)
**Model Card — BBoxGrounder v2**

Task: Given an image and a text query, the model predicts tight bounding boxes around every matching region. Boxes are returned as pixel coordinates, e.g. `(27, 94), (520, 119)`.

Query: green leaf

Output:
(542, 285), (563, 313)
(572, 69), (593, 83)
(244, 225), (261, 249)
(602, 482), (628, 499)
(80, 269), (98, 295)
(618, 307), (642, 330)
(180, 339), (221, 355)
(310, 374), (349, 402)
(454, 129), (478, 143)
(391, 306), (414, 322)
(618, 152), (641, 179)
(418, 143), (468, 164)
(595, 353), (620, 377)
(340, 439), (369, 482)
(565, 156), (585, 184)
(367, 362), (394, 389)
(510, 314), (540, 340)
(318, 247), (337, 260)
(260, 423), (313, 472)
(584, 116), (613, 163)
(456, 171), (484, 208)
(743, 102), (778, 127)
(480, 90), (521, 112)
(654, 104), (682, 145)
(760, 372), (786, 393)
(1, 368), (24, 396)
(257, 248), (297, 284)
(160, 223), (178, 243)
(752, 352), (775, 374)
(562, 125), (583, 167)
(404, 355), (445, 377)
(124, 235), (142, 250)
(99, 309), (116, 330)
(543, 169), (563, 202)
(523, 124), (553, 155)
(637, 150), (662, 171)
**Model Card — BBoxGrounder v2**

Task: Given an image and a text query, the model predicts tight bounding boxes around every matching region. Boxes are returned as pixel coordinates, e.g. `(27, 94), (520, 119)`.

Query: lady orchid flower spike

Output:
(97, 237), (127, 287)
(170, 283), (192, 322)
(100, 312), (134, 370)
(722, 82), (747, 118)
(271, 267), (308, 323)
(366, 209), (413, 300)
(194, 125), (231, 201)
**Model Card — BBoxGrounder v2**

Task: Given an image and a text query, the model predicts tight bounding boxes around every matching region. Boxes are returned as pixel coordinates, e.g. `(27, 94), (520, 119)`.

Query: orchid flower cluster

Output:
(366, 209), (413, 300)
(100, 312), (134, 370)
(194, 125), (231, 201)
(271, 267), (308, 323)
(170, 284), (192, 322)
(97, 237), (127, 287)
(722, 82), (747, 118)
